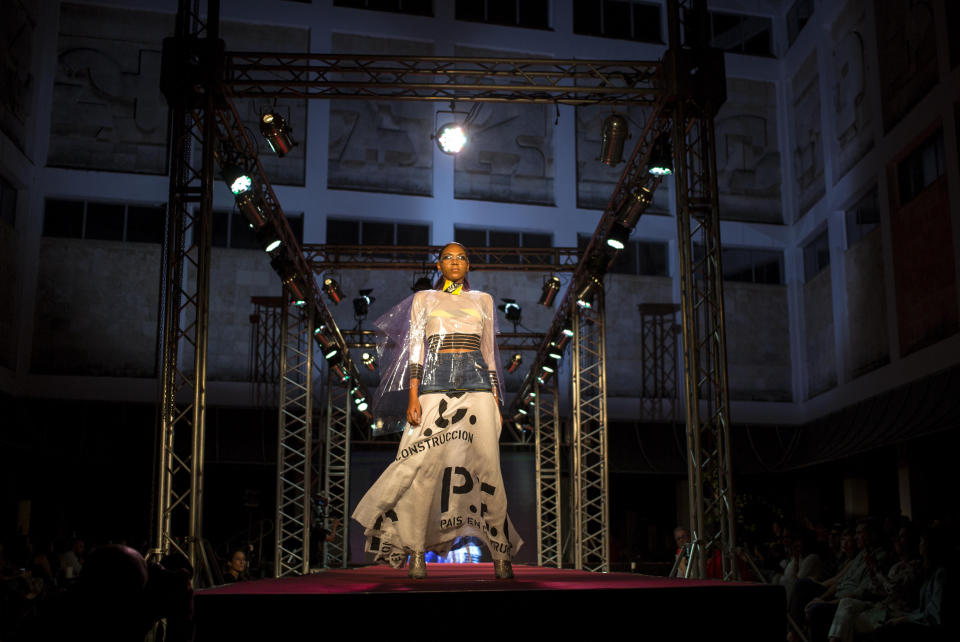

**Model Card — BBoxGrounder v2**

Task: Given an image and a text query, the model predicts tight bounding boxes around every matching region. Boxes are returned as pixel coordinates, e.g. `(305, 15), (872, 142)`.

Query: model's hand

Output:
(407, 398), (422, 425)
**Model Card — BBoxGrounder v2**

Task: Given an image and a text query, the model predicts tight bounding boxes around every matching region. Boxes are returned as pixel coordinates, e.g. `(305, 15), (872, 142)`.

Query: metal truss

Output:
(152, 0), (219, 575)
(302, 245), (579, 272)
(534, 376), (562, 567)
(226, 54), (660, 104)
(274, 294), (315, 577)
(668, 0), (737, 581)
(571, 288), (609, 572)
(638, 303), (680, 424)
(323, 375), (351, 569)
(250, 296), (283, 407)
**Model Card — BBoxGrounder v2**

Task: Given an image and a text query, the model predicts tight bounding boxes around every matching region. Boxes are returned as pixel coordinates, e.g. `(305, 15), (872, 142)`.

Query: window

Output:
(573, 0), (662, 43)
(786, 0), (813, 48)
(456, 0), (549, 29)
(578, 234), (668, 276)
(43, 199), (166, 243)
(803, 229), (830, 282)
(845, 188), (880, 249)
(0, 175), (15, 227)
(456, 227), (552, 264)
(721, 248), (783, 284)
(334, 0), (432, 16)
(897, 131), (945, 206)
(327, 218), (428, 246)
(708, 11), (773, 57)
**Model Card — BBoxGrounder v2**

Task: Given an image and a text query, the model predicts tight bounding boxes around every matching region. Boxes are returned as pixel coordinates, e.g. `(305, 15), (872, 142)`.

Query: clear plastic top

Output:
(370, 288), (504, 435)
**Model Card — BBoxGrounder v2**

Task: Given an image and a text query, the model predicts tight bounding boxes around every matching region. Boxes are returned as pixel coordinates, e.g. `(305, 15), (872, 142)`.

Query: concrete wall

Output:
(1, 0), (38, 157)
(328, 34), (434, 196)
(724, 282), (792, 402)
(804, 267), (836, 397)
(0, 221), (16, 369)
(844, 227), (889, 377)
(31, 238), (160, 376)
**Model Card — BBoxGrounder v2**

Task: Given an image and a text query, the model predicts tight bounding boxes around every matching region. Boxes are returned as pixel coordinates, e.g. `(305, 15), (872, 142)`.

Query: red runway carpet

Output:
(197, 564), (784, 639)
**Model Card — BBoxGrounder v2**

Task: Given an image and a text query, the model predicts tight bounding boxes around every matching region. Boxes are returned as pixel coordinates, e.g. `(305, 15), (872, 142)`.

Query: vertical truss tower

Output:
(638, 303), (680, 424)
(152, 0), (220, 572)
(668, 0), (737, 579)
(274, 294), (315, 577)
(534, 376), (562, 567)
(323, 376), (351, 569)
(571, 287), (609, 572)
(250, 296), (283, 408)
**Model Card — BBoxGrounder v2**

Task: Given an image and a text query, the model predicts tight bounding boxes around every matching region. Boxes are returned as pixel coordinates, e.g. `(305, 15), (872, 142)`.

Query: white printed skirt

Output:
(352, 390), (524, 567)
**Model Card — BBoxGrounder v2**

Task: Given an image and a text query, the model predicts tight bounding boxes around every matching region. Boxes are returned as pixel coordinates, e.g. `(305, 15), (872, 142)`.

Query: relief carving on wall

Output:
(714, 78), (781, 223)
(831, 0), (874, 183)
(0, 0), (35, 155)
(49, 4), (173, 174)
(874, 0), (938, 132)
(454, 102), (554, 205)
(328, 34), (433, 196)
(453, 45), (554, 205)
(792, 52), (825, 217)
(575, 104), (668, 212)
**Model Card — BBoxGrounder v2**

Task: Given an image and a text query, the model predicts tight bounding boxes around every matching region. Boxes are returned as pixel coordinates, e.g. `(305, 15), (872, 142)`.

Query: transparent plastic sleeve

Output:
(370, 289), (504, 436)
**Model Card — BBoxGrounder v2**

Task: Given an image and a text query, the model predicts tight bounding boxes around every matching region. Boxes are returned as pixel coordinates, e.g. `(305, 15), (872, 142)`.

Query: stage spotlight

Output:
(353, 289), (375, 318)
(619, 185), (653, 228)
(235, 192), (267, 229)
(256, 225), (283, 254)
(271, 256), (307, 304)
(498, 299), (522, 324)
(548, 343), (563, 361)
(505, 353), (522, 374)
(523, 392), (536, 406)
(434, 122), (467, 155)
(260, 112), (296, 157)
(541, 364), (555, 374)
(538, 276), (561, 307)
(322, 277), (344, 304)
(362, 352), (376, 371)
(576, 276), (601, 308)
(599, 113), (629, 166)
(537, 368), (554, 384)
(412, 276), (433, 292)
(556, 329), (572, 350)
(323, 346), (341, 362)
(606, 222), (631, 250)
(222, 164), (253, 196)
(356, 399), (369, 412)
(648, 133), (673, 176)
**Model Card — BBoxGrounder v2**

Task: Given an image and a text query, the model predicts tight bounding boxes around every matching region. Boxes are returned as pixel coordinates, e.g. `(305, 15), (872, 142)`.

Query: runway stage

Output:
(196, 564), (785, 639)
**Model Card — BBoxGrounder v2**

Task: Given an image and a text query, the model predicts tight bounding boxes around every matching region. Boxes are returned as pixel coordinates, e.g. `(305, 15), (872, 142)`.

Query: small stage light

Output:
(353, 289), (375, 318)
(599, 113), (629, 166)
(505, 353), (522, 374)
(576, 276), (601, 309)
(323, 277), (345, 304)
(541, 364), (555, 374)
(538, 276), (561, 307)
(435, 122), (467, 155)
(517, 407), (528, 415)
(260, 112), (297, 158)
(523, 392), (536, 406)
(256, 225), (282, 253)
(538, 369), (554, 384)
(606, 222), (630, 251)
(362, 352), (376, 371)
(235, 192), (267, 229)
(271, 255), (307, 304)
(649, 133), (673, 176)
(324, 347), (340, 362)
(357, 400), (369, 412)
(222, 164), (253, 196)
(548, 343), (563, 361)
(498, 299), (522, 324)
(620, 185), (653, 228)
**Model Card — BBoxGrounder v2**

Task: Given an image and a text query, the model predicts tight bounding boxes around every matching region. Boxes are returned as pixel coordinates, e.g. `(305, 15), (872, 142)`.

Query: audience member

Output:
(672, 527), (691, 578)
(58, 538), (84, 581)
(223, 547), (249, 583)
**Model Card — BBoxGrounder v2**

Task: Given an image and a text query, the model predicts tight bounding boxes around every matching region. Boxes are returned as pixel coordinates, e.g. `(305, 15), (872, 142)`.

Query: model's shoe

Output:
(493, 560), (514, 579)
(408, 552), (427, 579)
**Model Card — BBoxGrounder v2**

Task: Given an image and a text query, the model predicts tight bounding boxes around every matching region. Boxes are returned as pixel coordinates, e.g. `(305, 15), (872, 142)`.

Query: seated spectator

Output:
(672, 527), (691, 578)
(58, 538), (84, 581)
(781, 529), (823, 609)
(804, 519), (890, 642)
(827, 523), (921, 642)
(223, 547), (249, 583)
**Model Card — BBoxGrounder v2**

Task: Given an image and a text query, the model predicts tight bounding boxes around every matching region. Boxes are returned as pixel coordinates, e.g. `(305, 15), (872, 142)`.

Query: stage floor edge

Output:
(196, 564), (785, 640)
